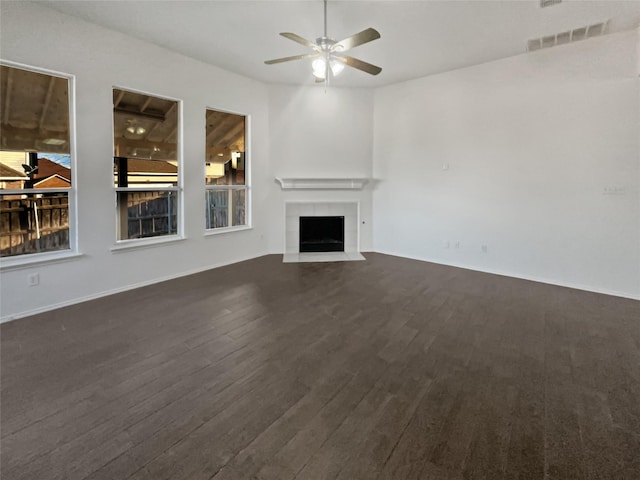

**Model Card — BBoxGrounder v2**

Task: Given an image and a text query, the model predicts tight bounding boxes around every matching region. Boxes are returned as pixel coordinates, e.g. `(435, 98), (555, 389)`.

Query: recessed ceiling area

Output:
(37, 0), (640, 88)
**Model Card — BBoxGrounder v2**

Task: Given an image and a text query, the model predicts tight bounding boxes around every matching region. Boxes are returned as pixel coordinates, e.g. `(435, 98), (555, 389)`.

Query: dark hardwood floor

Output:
(1, 253), (639, 480)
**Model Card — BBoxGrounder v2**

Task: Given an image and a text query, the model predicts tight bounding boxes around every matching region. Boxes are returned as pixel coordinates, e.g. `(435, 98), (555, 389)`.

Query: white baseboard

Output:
(0, 253), (265, 324)
(3, 250), (637, 324)
(372, 249), (640, 301)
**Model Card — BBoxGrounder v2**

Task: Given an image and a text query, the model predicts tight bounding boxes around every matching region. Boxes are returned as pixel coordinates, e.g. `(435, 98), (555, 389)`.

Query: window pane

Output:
(206, 188), (246, 229)
(205, 109), (245, 186)
(117, 190), (177, 240)
(113, 89), (180, 241)
(0, 192), (70, 257)
(205, 108), (247, 231)
(0, 65), (70, 156)
(232, 189), (246, 226)
(113, 89), (178, 164)
(0, 64), (74, 259)
(206, 190), (229, 229)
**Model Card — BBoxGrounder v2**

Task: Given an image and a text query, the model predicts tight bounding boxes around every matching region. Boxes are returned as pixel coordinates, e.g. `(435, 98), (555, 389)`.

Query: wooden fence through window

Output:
(0, 194), (69, 257)
(124, 191), (177, 239)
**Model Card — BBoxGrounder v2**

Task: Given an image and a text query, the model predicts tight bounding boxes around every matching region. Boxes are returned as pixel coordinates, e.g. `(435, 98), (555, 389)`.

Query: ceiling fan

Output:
(264, 0), (382, 83)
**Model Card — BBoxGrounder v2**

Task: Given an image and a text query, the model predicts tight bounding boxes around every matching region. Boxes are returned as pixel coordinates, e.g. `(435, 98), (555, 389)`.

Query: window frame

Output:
(111, 86), (183, 247)
(204, 107), (251, 235)
(0, 60), (78, 268)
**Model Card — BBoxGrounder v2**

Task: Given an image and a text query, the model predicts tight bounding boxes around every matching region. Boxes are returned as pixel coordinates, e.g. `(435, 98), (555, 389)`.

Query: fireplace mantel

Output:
(275, 177), (369, 190)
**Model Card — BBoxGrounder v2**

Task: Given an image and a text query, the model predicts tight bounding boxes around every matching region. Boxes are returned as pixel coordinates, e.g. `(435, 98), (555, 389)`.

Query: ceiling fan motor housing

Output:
(317, 37), (339, 52)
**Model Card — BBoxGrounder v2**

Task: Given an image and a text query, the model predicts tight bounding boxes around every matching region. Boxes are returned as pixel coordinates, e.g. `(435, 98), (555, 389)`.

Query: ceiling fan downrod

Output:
(324, 0), (328, 38)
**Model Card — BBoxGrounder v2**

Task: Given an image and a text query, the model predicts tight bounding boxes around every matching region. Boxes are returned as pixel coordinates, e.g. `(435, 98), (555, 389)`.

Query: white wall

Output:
(267, 85), (374, 253)
(373, 30), (640, 298)
(637, 26), (640, 76)
(0, 2), (271, 321)
(1, 2), (638, 321)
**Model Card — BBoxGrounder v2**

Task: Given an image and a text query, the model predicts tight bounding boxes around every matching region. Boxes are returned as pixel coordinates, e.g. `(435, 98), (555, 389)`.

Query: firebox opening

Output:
(299, 216), (345, 253)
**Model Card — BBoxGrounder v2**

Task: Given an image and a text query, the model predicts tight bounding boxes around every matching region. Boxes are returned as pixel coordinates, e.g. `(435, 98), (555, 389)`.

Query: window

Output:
(113, 88), (180, 241)
(205, 109), (248, 230)
(0, 63), (75, 259)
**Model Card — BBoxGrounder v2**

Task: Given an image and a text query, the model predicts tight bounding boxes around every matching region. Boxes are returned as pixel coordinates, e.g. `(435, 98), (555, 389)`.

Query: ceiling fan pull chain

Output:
(326, 51), (330, 85)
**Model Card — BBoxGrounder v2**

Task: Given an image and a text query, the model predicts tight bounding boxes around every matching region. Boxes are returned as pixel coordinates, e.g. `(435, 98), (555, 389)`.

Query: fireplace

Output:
(299, 216), (345, 252)
(284, 202), (358, 255)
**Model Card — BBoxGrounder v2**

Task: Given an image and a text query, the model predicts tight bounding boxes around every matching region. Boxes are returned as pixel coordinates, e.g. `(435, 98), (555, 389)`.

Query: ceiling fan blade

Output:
(265, 53), (319, 65)
(333, 55), (382, 76)
(331, 28), (380, 52)
(279, 32), (320, 51)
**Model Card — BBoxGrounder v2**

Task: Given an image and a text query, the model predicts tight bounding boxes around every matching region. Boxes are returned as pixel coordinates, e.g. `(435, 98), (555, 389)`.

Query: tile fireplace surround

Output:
(283, 201), (365, 263)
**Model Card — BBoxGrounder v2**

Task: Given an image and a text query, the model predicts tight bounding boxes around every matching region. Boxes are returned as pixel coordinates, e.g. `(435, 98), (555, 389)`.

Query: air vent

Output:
(540, 0), (561, 8)
(527, 21), (608, 52)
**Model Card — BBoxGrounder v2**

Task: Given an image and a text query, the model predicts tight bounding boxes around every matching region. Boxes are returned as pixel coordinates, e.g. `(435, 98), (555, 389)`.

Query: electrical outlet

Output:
(27, 273), (39, 286)
(481, 244), (488, 253)
(455, 241), (461, 249)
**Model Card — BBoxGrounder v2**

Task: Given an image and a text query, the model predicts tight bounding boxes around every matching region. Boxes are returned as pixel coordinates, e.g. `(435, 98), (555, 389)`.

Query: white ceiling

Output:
(38, 0), (640, 88)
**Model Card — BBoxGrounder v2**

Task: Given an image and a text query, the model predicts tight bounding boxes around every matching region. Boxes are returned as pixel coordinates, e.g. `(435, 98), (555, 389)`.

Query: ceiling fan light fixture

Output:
(330, 59), (344, 76)
(312, 58), (326, 78)
(126, 125), (146, 135)
(312, 57), (344, 79)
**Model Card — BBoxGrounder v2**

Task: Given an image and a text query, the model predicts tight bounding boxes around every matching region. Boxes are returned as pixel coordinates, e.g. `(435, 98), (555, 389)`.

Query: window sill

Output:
(111, 235), (185, 253)
(205, 225), (252, 237)
(0, 250), (84, 272)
